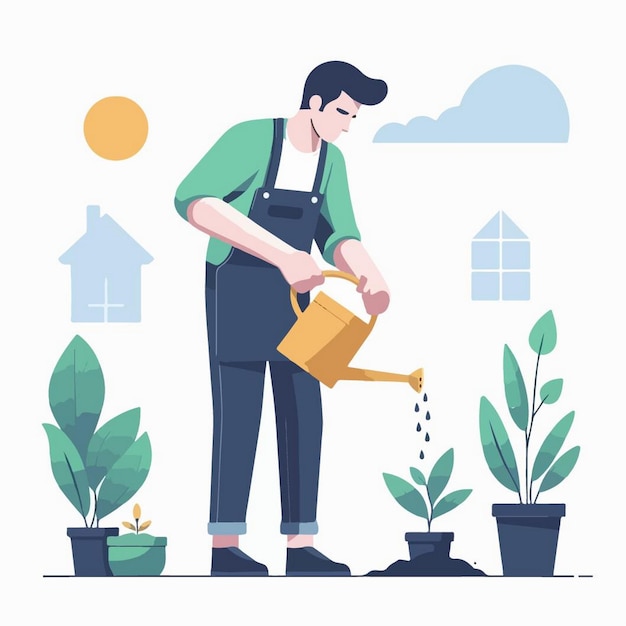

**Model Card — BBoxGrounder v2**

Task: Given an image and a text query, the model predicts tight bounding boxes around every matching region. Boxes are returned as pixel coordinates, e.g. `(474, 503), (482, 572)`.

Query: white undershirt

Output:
(274, 128), (320, 192)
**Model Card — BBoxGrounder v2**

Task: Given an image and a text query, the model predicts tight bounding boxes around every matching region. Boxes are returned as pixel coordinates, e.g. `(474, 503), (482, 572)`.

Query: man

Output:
(175, 60), (390, 576)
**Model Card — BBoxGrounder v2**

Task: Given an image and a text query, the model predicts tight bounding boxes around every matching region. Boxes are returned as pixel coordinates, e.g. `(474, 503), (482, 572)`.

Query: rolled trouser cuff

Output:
(208, 522), (247, 535)
(280, 521), (319, 535)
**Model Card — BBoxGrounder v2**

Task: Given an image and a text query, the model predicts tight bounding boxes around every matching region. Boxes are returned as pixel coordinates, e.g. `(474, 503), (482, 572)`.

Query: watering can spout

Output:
(341, 367), (425, 393)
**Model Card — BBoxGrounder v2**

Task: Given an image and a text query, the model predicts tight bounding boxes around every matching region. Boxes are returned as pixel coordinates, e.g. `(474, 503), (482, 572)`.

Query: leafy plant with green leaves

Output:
(479, 310), (580, 504)
(43, 335), (151, 527)
(383, 448), (472, 531)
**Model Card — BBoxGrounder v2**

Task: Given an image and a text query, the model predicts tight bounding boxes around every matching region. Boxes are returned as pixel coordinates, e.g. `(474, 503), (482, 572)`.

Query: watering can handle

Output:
(289, 270), (377, 328)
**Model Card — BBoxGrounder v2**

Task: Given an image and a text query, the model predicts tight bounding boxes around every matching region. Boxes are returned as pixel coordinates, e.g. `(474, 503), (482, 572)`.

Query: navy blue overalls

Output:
(205, 118), (329, 536)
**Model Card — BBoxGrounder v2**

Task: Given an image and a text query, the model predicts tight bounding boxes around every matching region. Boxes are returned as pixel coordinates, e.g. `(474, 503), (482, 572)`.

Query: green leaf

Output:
(531, 411), (575, 481)
(529, 310), (557, 356)
(86, 408), (141, 490)
(479, 396), (521, 495)
(536, 446), (580, 497)
(42, 423), (91, 518)
(382, 473), (429, 519)
(95, 433), (151, 520)
(540, 379), (563, 405)
(409, 467), (426, 486)
(48, 335), (105, 462)
(432, 489), (472, 520)
(427, 448), (454, 504)
(503, 344), (528, 430)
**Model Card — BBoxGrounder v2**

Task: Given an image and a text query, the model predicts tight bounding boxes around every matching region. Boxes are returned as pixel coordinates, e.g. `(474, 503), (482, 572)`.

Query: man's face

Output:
(309, 91), (361, 143)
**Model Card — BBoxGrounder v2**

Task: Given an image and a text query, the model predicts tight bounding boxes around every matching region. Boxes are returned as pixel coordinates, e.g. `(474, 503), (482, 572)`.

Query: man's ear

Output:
(308, 95), (323, 111)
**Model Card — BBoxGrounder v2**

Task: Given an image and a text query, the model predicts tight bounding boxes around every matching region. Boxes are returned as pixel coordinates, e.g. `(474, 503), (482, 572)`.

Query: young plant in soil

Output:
(383, 448), (472, 531)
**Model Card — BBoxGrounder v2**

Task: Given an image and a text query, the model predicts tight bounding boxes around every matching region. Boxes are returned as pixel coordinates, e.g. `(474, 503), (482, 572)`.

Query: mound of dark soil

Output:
(366, 552), (486, 576)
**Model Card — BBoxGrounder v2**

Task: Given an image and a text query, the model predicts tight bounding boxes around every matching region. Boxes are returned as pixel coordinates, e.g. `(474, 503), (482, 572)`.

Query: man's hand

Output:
(357, 274), (390, 315)
(278, 250), (325, 293)
(333, 239), (391, 315)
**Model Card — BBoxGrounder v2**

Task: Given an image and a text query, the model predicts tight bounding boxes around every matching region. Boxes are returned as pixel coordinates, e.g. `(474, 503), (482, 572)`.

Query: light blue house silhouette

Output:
(471, 211), (530, 301)
(60, 205), (153, 322)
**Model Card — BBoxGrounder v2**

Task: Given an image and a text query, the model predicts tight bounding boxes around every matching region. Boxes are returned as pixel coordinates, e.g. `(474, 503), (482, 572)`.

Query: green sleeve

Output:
(174, 119), (272, 220)
(320, 145), (361, 265)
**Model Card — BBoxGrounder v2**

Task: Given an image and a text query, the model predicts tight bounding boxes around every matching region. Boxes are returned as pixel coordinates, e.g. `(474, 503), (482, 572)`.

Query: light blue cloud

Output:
(374, 65), (569, 143)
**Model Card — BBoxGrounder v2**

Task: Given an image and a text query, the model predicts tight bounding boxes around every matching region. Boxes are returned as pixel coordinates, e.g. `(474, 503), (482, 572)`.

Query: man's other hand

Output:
(357, 274), (390, 315)
(279, 250), (325, 293)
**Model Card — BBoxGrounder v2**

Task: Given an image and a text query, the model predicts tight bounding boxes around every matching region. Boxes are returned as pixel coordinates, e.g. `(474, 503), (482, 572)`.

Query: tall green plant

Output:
(383, 448), (472, 531)
(479, 310), (580, 504)
(43, 335), (151, 527)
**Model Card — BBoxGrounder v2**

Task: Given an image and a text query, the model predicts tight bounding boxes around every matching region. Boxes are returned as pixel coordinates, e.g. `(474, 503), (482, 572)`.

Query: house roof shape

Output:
(59, 205), (153, 266)
(474, 210), (528, 239)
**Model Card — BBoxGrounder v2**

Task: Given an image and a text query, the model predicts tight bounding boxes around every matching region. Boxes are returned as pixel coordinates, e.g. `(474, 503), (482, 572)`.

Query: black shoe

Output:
(211, 547), (268, 576)
(286, 547), (351, 577)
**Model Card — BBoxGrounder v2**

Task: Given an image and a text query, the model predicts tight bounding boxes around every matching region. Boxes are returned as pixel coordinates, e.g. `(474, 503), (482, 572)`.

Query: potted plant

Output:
(43, 335), (152, 576)
(107, 503), (167, 576)
(479, 309), (580, 576)
(378, 447), (477, 575)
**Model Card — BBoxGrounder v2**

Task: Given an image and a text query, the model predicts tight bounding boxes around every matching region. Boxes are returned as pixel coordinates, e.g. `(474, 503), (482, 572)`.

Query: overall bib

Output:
(205, 118), (329, 536)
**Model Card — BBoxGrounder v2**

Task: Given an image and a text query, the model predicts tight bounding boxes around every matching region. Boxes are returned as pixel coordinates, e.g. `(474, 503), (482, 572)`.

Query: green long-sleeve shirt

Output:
(174, 118), (361, 266)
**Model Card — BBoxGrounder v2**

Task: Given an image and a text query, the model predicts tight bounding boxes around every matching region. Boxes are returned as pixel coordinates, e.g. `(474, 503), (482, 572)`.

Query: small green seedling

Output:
(383, 448), (472, 531)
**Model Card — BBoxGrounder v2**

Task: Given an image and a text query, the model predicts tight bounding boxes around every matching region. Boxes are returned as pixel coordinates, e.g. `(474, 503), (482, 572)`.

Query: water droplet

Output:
(423, 393), (428, 402)
(419, 450), (424, 460)
(425, 410), (431, 421)
(425, 432), (430, 442)
(416, 422), (422, 432)
(414, 403), (420, 412)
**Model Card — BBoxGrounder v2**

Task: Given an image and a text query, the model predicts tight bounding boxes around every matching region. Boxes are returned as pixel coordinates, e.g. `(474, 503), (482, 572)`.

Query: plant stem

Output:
(489, 422), (522, 502)
(526, 337), (544, 504)
(425, 486), (433, 532)
(89, 490), (98, 528)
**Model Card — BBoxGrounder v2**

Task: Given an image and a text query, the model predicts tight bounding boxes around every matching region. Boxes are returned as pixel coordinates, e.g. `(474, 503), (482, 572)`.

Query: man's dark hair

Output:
(300, 61), (388, 110)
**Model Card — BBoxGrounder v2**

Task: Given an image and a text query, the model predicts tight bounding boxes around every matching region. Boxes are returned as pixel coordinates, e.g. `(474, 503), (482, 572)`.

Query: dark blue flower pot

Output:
(67, 527), (119, 576)
(404, 532), (454, 560)
(492, 504), (565, 576)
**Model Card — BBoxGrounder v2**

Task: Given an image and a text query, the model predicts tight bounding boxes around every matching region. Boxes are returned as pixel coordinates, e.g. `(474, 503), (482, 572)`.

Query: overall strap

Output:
(263, 118), (284, 188)
(264, 118), (328, 194)
(312, 140), (328, 195)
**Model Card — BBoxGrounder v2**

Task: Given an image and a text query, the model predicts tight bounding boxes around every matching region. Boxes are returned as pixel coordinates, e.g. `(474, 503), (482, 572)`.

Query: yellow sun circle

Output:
(84, 96), (148, 160)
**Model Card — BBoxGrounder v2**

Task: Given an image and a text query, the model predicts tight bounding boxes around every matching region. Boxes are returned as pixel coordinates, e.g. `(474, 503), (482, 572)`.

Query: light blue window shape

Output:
(471, 211), (530, 301)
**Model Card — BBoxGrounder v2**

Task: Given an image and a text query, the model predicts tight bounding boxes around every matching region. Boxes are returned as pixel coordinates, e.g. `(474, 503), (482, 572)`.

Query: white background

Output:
(2, 0), (624, 624)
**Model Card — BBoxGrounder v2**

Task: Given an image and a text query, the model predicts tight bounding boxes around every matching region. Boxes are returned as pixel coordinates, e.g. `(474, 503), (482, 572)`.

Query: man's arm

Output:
(333, 238), (390, 315)
(187, 198), (324, 293)
(317, 147), (390, 316)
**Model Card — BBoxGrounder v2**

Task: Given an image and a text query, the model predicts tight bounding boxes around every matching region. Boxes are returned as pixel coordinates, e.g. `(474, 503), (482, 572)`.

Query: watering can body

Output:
(277, 277), (375, 387)
(277, 271), (424, 393)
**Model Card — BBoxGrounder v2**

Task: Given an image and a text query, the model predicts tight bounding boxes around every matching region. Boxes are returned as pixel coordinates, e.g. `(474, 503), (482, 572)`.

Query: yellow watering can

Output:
(277, 270), (424, 392)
